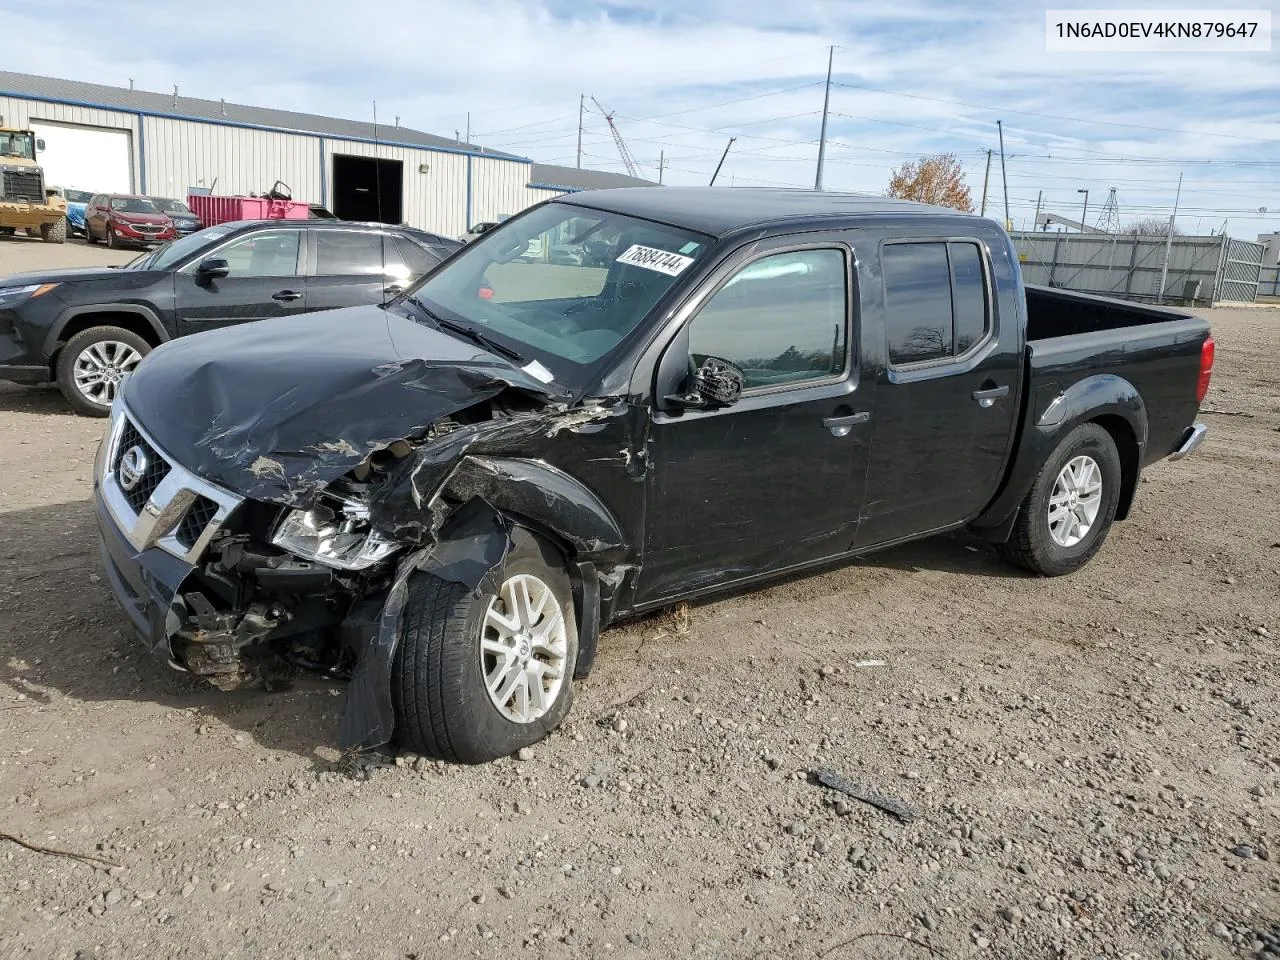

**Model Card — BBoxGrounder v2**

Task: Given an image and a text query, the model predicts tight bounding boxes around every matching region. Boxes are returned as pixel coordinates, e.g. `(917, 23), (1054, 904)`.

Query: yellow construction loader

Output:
(0, 127), (66, 243)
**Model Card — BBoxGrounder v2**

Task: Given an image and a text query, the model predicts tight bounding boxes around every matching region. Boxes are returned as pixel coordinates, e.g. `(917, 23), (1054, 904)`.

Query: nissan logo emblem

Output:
(118, 445), (148, 491)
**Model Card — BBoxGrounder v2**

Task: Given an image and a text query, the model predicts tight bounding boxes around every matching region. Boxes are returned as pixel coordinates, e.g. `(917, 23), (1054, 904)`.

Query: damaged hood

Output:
(123, 306), (558, 504)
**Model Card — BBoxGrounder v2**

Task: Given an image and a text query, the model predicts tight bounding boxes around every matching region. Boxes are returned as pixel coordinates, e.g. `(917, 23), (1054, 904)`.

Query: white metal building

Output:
(0, 71), (651, 237)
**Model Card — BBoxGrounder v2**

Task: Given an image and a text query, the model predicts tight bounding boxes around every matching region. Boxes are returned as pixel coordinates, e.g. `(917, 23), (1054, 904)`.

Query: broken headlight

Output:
(271, 495), (400, 571)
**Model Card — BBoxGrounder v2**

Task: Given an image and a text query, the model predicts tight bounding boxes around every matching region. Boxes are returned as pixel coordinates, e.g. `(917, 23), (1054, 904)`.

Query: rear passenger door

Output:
(855, 236), (1021, 548)
(306, 229), (407, 311)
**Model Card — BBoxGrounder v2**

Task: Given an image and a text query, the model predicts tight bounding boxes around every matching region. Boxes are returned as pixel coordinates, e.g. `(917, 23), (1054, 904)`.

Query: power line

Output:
(830, 79), (1274, 142)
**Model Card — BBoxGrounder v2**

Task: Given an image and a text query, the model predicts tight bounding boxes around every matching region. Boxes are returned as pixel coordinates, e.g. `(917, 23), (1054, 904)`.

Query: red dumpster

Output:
(186, 194), (310, 227)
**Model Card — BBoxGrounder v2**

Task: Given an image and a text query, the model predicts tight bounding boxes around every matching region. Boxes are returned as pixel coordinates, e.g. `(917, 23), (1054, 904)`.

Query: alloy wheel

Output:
(479, 573), (568, 724)
(72, 340), (143, 406)
(1047, 454), (1103, 548)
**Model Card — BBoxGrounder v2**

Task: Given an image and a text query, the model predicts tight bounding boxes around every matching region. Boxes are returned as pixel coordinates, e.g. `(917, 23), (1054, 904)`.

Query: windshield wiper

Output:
(401, 295), (526, 364)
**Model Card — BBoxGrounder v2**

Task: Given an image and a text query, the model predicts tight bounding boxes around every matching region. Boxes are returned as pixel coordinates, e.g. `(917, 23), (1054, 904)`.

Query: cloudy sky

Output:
(5, 0), (1278, 238)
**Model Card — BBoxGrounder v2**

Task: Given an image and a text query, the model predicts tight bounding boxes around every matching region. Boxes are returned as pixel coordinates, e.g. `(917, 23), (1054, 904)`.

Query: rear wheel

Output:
(999, 423), (1122, 576)
(40, 219), (66, 244)
(55, 326), (151, 416)
(392, 528), (578, 763)
(85, 223), (98, 244)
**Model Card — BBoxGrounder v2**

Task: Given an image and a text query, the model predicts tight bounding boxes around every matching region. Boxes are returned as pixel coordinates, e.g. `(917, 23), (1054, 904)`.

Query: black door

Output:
(173, 228), (308, 334)
(636, 240), (871, 604)
(305, 229), (407, 311)
(855, 237), (1020, 547)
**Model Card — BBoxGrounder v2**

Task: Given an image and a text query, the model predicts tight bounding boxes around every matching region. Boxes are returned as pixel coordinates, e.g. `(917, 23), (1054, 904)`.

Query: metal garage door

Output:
(29, 121), (133, 195)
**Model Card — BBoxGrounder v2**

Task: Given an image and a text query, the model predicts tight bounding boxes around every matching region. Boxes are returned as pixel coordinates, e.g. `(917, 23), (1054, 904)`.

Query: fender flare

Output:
(441, 456), (629, 563)
(43, 303), (170, 357)
(972, 374), (1148, 535)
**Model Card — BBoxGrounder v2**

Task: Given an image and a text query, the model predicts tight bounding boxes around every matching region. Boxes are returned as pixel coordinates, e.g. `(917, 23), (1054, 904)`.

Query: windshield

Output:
(129, 224), (238, 270)
(65, 189), (93, 203)
(111, 197), (160, 213)
(154, 198), (191, 214)
(409, 203), (711, 386)
(0, 132), (35, 160)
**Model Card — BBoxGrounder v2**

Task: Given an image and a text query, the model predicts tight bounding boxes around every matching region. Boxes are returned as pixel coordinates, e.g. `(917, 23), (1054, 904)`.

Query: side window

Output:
(883, 241), (989, 365)
(949, 242), (988, 354)
(394, 237), (442, 280)
(315, 231), (406, 278)
(214, 230), (302, 278)
(688, 248), (848, 390)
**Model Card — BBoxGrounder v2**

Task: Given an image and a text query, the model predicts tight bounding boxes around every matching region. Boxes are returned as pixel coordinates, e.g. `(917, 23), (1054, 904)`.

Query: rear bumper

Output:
(1169, 422), (1207, 461)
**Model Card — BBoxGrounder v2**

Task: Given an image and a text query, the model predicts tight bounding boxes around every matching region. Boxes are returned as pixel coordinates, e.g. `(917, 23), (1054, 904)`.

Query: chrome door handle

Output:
(822, 411), (870, 437)
(972, 385), (1009, 407)
(272, 290), (303, 302)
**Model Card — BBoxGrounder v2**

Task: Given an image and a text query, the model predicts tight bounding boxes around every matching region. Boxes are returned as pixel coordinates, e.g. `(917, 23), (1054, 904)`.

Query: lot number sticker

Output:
(616, 244), (695, 276)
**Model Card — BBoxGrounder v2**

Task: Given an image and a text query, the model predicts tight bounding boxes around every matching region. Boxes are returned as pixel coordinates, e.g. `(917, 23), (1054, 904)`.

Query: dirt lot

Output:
(0, 232), (135, 274)
(1, 250), (1277, 958)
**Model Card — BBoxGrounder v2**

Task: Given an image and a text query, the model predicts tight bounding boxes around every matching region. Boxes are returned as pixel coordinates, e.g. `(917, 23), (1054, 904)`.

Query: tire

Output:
(40, 219), (66, 244)
(55, 326), (152, 417)
(0, 227), (14, 237)
(85, 223), (98, 244)
(392, 527), (579, 764)
(106, 226), (117, 249)
(999, 423), (1122, 576)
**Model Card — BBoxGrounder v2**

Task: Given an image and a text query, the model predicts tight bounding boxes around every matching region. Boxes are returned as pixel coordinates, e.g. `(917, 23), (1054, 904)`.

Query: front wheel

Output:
(41, 219), (66, 243)
(55, 326), (151, 416)
(392, 528), (578, 763)
(106, 226), (118, 249)
(999, 423), (1122, 576)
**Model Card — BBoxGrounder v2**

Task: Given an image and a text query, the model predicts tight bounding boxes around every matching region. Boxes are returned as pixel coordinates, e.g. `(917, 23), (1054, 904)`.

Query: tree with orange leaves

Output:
(886, 153), (974, 212)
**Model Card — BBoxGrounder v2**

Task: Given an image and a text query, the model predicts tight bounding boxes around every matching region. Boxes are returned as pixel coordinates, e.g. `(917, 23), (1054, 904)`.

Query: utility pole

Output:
(1077, 188), (1090, 232)
(997, 120), (1010, 230)
(814, 45), (834, 191)
(1157, 172), (1183, 304)
(658, 150), (666, 185)
(1033, 190), (1043, 230)
(576, 94), (585, 169)
(710, 138), (736, 186)
(979, 148), (992, 216)
(465, 112), (471, 145)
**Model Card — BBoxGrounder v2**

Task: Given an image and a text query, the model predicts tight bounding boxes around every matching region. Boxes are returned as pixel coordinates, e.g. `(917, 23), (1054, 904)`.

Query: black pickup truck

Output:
(92, 188), (1213, 764)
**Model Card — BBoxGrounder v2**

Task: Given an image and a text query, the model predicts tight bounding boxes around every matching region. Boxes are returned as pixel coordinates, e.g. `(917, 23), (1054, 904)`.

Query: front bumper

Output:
(93, 401), (244, 658)
(113, 223), (174, 244)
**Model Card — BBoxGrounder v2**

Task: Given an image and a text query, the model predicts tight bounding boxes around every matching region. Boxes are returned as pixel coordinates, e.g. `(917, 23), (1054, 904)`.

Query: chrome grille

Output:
(100, 406), (243, 564)
(113, 420), (170, 512)
(175, 495), (219, 549)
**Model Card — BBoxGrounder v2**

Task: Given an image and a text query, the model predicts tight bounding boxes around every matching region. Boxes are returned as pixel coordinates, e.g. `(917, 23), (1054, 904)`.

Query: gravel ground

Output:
(0, 292), (1277, 959)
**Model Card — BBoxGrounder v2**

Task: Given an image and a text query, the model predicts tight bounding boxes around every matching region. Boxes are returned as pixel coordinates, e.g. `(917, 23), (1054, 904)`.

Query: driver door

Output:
(635, 237), (872, 604)
(173, 227), (308, 334)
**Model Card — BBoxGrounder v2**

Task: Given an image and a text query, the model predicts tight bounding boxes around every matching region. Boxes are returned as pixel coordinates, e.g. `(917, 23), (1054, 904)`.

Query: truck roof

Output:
(558, 186), (979, 238)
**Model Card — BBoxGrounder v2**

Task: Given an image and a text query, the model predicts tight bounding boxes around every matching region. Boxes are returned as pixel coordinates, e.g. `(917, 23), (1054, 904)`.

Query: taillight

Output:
(1196, 335), (1214, 405)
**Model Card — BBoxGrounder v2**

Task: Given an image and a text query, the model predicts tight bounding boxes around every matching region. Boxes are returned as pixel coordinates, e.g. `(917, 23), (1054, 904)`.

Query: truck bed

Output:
(1022, 284), (1211, 467)
(1024, 283), (1201, 340)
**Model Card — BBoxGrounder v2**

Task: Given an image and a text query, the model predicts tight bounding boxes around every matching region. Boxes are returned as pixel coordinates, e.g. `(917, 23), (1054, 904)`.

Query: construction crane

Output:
(590, 97), (640, 178)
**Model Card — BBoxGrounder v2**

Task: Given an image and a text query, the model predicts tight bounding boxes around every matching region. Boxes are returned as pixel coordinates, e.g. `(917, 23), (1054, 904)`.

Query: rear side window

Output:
(315, 231), (406, 278)
(883, 240), (990, 365)
(394, 237), (444, 280)
(688, 248), (848, 390)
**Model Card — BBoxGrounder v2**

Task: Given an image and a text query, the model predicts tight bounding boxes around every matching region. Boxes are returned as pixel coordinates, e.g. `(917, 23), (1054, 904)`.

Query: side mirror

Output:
(197, 258), (230, 281)
(664, 357), (745, 410)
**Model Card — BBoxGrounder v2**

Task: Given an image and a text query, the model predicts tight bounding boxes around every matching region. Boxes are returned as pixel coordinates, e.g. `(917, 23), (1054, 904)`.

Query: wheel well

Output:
(49, 313), (164, 371)
(1092, 415), (1139, 521)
